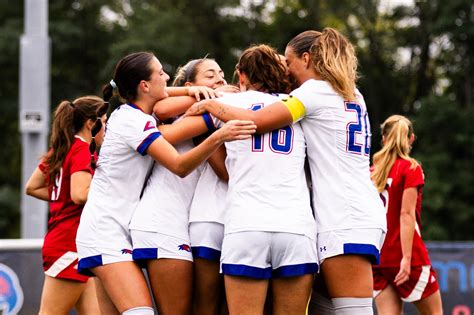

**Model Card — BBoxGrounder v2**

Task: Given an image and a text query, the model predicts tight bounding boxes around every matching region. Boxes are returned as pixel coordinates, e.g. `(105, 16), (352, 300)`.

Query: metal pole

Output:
(19, 0), (50, 238)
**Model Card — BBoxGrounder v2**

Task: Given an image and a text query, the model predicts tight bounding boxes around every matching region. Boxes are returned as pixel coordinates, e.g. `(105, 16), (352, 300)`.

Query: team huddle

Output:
(26, 28), (442, 315)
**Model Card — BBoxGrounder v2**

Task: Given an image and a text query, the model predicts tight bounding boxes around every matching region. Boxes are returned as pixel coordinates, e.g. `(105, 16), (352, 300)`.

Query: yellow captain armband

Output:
(282, 95), (306, 122)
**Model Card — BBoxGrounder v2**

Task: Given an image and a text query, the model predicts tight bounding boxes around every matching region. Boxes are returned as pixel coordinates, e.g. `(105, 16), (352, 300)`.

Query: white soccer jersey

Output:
(212, 91), (316, 238)
(188, 161), (228, 224)
(130, 118), (204, 240)
(76, 104), (161, 252)
(290, 80), (386, 232)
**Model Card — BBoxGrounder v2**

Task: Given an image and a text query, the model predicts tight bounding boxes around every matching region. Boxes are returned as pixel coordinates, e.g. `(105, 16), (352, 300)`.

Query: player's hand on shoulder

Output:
(188, 86), (218, 101)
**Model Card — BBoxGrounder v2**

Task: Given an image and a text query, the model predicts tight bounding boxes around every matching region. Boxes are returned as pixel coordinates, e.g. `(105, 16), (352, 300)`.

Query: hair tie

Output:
(110, 79), (117, 89)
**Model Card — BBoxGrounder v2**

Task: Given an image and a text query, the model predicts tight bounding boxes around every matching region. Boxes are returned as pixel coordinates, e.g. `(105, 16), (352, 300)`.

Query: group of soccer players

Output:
(26, 27), (442, 315)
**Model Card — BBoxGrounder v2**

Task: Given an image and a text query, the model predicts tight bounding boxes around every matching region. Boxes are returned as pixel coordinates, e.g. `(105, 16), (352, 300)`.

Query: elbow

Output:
(175, 168), (189, 178)
(220, 173), (229, 182)
(172, 164), (190, 178)
(215, 170), (229, 182)
(400, 211), (415, 224)
(25, 186), (33, 196)
(25, 185), (32, 196)
(154, 108), (174, 122)
(71, 193), (87, 205)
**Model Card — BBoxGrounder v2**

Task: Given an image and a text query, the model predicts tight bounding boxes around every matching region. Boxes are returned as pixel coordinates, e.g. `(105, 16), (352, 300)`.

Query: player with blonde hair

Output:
(371, 115), (442, 314)
(186, 28), (386, 314)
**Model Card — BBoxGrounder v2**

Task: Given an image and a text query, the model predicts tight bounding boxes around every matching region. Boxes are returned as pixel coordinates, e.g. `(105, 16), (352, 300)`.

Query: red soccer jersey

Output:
(376, 158), (431, 267)
(39, 137), (95, 252)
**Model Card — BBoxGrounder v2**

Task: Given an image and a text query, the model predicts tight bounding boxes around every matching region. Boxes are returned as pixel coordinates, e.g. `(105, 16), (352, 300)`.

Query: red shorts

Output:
(373, 265), (439, 302)
(42, 247), (89, 283)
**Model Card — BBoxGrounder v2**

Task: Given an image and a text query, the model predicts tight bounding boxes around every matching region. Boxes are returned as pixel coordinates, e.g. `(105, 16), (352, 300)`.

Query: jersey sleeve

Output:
(70, 142), (94, 174)
(403, 162), (424, 189)
(124, 114), (161, 156)
(208, 113), (224, 129)
(284, 83), (318, 122)
(202, 113), (219, 130)
(38, 159), (47, 174)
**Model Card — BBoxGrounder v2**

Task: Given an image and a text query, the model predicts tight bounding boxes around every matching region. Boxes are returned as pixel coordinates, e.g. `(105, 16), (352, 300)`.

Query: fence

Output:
(0, 240), (473, 314)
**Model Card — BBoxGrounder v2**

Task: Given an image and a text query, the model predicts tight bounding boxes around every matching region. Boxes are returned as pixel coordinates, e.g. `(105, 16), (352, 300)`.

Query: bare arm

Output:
(70, 171), (93, 205)
(147, 120), (256, 178)
(25, 167), (49, 201)
(394, 187), (417, 286)
(207, 145), (229, 182)
(159, 118), (228, 181)
(156, 85), (227, 121)
(185, 98), (293, 134)
(165, 86), (218, 100)
(158, 116), (210, 145)
(154, 96), (197, 121)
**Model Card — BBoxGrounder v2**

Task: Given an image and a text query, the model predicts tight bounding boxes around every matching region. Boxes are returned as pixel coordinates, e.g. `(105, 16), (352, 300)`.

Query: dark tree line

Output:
(0, 0), (472, 239)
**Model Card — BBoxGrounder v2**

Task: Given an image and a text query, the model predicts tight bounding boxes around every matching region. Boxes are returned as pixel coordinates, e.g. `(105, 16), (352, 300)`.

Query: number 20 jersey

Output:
(210, 91), (316, 239)
(289, 80), (386, 233)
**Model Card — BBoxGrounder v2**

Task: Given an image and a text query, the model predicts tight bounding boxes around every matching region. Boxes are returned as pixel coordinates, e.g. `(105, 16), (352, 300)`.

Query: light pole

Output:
(19, 0), (50, 238)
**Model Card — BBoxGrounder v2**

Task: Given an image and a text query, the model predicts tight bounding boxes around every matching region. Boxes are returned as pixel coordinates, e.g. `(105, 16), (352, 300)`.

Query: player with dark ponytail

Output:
(75, 51), (256, 315)
(25, 95), (108, 315)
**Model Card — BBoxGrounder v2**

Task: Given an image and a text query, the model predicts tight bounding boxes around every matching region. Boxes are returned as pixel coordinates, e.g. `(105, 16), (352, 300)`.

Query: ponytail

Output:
(103, 81), (115, 103)
(44, 101), (76, 184)
(310, 28), (358, 101)
(43, 96), (108, 183)
(89, 120), (101, 169)
(371, 115), (419, 192)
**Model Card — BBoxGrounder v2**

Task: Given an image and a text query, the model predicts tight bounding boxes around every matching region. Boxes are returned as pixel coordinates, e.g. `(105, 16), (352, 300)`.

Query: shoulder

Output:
(69, 138), (89, 156)
(396, 158), (424, 182)
(111, 105), (157, 132)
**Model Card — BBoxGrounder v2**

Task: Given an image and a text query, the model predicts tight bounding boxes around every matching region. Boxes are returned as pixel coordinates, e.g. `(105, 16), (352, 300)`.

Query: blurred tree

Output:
(0, 1), (23, 237)
(49, 0), (120, 103)
(0, 0), (471, 239)
(413, 96), (473, 240)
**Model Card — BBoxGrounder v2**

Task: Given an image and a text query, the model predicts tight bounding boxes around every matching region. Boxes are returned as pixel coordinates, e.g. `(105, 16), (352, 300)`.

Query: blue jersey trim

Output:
(272, 263), (318, 278)
(126, 102), (144, 112)
(77, 255), (103, 276)
(132, 248), (158, 260)
(202, 113), (216, 131)
(192, 246), (221, 261)
(222, 263), (272, 279)
(343, 243), (380, 265)
(137, 132), (161, 156)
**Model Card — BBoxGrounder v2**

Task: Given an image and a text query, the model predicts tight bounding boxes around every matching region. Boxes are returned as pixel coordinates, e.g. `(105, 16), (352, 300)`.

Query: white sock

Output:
(308, 290), (335, 315)
(332, 297), (373, 315)
(122, 306), (154, 315)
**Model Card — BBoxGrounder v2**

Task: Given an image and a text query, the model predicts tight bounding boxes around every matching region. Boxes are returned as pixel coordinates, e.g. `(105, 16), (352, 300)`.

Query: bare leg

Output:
(74, 277), (101, 315)
(374, 284), (403, 315)
(93, 277), (120, 315)
(272, 274), (314, 315)
(146, 258), (193, 315)
(321, 255), (373, 298)
(193, 258), (224, 315)
(38, 275), (86, 315)
(92, 262), (152, 313)
(413, 290), (443, 315)
(308, 273), (335, 315)
(224, 275), (268, 315)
